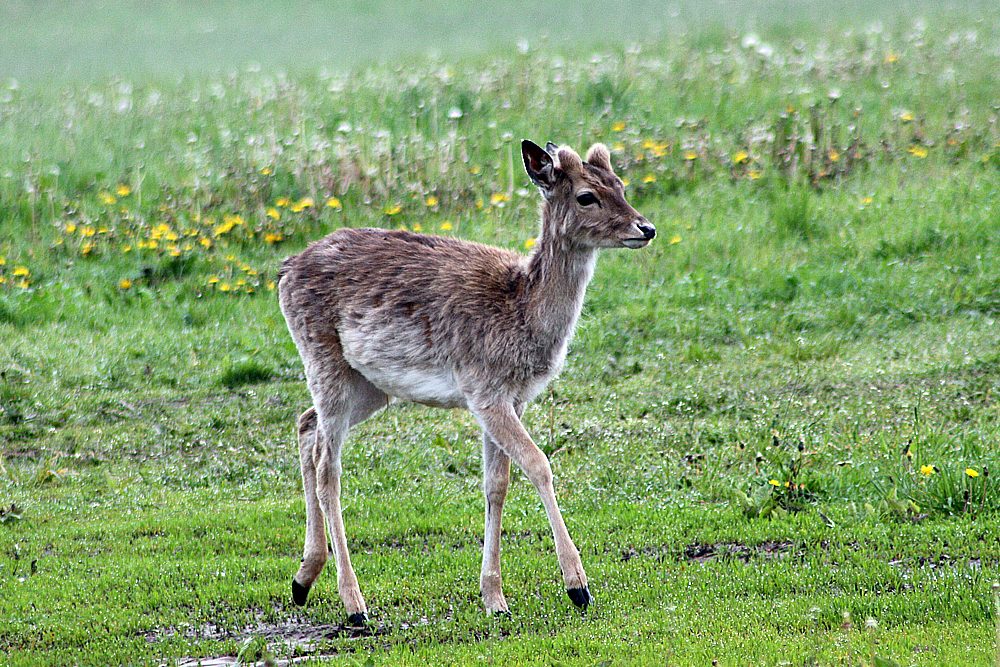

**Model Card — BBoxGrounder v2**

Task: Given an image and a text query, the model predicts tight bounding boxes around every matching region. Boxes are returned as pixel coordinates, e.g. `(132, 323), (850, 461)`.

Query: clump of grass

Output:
(219, 359), (275, 388)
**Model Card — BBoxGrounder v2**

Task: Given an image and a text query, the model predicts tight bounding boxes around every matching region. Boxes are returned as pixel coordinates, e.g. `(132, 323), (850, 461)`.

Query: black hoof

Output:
(347, 611), (368, 626)
(567, 586), (592, 609)
(292, 579), (310, 606)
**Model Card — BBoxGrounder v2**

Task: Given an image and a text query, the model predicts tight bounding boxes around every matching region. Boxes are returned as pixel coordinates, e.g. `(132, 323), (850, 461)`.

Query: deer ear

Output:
(585, 143), (613, 173)
(522, 140), (557, 191)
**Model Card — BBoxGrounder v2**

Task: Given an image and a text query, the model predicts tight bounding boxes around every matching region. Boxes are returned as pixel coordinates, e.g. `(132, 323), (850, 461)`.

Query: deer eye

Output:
(575, 192), (598, 206)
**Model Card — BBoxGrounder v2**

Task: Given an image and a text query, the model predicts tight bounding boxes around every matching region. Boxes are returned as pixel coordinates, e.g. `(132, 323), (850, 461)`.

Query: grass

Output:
(3, 1), (1000, 665)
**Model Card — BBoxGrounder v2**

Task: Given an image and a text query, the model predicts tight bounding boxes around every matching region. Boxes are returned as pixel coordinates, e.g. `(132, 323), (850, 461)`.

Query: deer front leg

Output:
(481, 430), (511, 614)
(472, 401), (591, 610)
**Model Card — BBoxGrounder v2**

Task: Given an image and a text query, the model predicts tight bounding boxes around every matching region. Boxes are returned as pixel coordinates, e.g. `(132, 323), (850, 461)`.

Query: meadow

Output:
(2, 2), (1000, 665)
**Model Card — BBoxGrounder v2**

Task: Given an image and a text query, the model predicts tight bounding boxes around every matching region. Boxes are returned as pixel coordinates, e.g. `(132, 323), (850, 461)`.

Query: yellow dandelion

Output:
(291, 197), (314, 213)
(769, 479), (781, 487)
(899, 111), (914, 122)
(0, 256), (5, 265)
(266, 280), (276, 291)
(98, 191), (117, 205)
(0, 276), (5, 284)
(612, 121), (626, 132)
(524, 237), (536, 250)
(214, 220), (235, 236)
(119, 278), (132, 290)
(489, 192), (509, 205)
(207, 276), (220, 285)
(920, 464), (936, 476)
(861, 196), (873, 206)
(425, 195), (439, 207)
(412, 223), (423, 232)
(122, 245), (132, 253)
(326, 197), (342, 210)
(275, 197), (291, 207)
(64, 223), (77, 234)
(621, 177), (630, 187)
(169, 248), (182, 257)
(748, 169), (763, 179)
(733, 150), (749, 164)
(683, 150), (698, 161)
(439, 221), (452, 231)
(199, 237), (211, 248)
(384, 204), (403, 215)
(165, 231), (179, 242)
(266, 207), (281, 220)
(219, 282), (232, 292)
(261, 167), (272, 175)
(885, 52), (898, 64)
(642, 174), (656, 184)
(116, 184), (131, 197)
(669, 236), (681, 245)
(81, 243), (95, 256)
(81, 226), (96, 238)
(828, 150), (840, 162)
(613, 142), (625, 151)
(470, 165), (481, 175)
(908, 146), (928, 158)
(966, 468), (979, 478)
(264, 232), (283, 244)
(13, 266), (29, 277)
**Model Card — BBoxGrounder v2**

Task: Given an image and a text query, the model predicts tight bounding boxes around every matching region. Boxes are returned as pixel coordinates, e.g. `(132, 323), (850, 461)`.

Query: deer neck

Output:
(525, 204), (598, 344)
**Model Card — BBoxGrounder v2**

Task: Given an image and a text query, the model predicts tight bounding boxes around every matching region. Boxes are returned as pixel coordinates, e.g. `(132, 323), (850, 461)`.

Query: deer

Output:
(277, 139), (655, 625)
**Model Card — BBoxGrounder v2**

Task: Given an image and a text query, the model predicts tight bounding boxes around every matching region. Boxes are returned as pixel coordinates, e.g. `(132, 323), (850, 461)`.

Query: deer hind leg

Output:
(473, 401), (591, 610)
(480, 430), (511, 615)
(292, 407), (328, 606)
(293, 367), (387, 627)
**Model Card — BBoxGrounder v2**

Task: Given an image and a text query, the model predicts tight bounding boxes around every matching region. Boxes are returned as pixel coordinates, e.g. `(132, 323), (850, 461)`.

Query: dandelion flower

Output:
(291, 197), (314, 212)
(642, 174), (656, 184)
(524, 237), (536, 250)
(966, 468), (979, 478)
(670, 236), (681, 245)
(489, 192), (509, 205)
(261, 167), (272, 175)
(683, 150), (698, 161)
(219, 282), (232, 292)
(98, 191), (117, 205)
(384, 204), (403, 216)
(266, 207), (281, 220)
(920, 464), (937, 476)
(769, 479), (781, 487)
(119, 278), (132, 289)
(13, 266), (29, 277)
(612, 121), (626, 132)
(207, 276), (220, 285)
(275, 197), (291, 207)
(733, 150), (749, 164)
(264, 232), (283, 244)
(439, 221), (452, 231)
(425, 195), (439, 207)
(64, 223), (77, 234)
(326, 197), (342, 210)
(116, 184), (131, 197)
(908, 146), (928, 158)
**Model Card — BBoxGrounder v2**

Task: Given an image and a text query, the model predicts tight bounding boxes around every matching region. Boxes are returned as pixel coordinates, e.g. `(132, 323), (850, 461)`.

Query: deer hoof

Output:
(567, 586), (592, 609)
(292, 579), (310, 606)
(347, 611), (368, 626)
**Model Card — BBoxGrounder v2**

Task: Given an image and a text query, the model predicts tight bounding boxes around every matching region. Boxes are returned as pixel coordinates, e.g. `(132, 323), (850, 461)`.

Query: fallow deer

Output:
(277, 139), (654, 624)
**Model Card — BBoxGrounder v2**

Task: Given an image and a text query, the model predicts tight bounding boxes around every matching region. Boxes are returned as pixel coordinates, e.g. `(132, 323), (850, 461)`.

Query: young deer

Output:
(277, 140), (654, 624)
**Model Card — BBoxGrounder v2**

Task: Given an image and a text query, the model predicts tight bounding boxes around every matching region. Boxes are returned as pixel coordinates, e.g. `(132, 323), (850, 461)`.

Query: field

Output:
(2, 1), (1000, 665)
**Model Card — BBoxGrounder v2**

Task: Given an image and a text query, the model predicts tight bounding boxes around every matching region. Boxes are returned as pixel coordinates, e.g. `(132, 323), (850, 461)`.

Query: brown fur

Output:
(278, 140), (654, 620)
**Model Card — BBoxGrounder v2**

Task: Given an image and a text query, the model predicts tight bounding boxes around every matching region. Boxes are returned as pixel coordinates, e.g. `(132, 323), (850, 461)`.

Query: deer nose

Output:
(637, 220), (656, 240)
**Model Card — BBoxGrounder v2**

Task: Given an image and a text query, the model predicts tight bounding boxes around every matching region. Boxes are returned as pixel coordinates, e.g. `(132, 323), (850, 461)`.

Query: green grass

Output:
(3, 2), (1000, 665)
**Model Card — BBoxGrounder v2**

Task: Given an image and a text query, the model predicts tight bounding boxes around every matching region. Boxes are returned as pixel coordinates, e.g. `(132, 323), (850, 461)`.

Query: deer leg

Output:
(292, 408), (328, 606)
(472, 401), (591, 610)
(480, 430), (511, 615)
(311, 412), (368, 625)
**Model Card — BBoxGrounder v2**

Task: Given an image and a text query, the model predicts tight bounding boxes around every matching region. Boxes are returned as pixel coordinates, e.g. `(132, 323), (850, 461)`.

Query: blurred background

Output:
(2, 0), (990, 83)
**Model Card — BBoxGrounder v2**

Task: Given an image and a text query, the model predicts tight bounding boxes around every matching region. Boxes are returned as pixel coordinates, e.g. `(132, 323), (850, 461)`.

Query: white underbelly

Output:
(349, 358), (467, 409)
